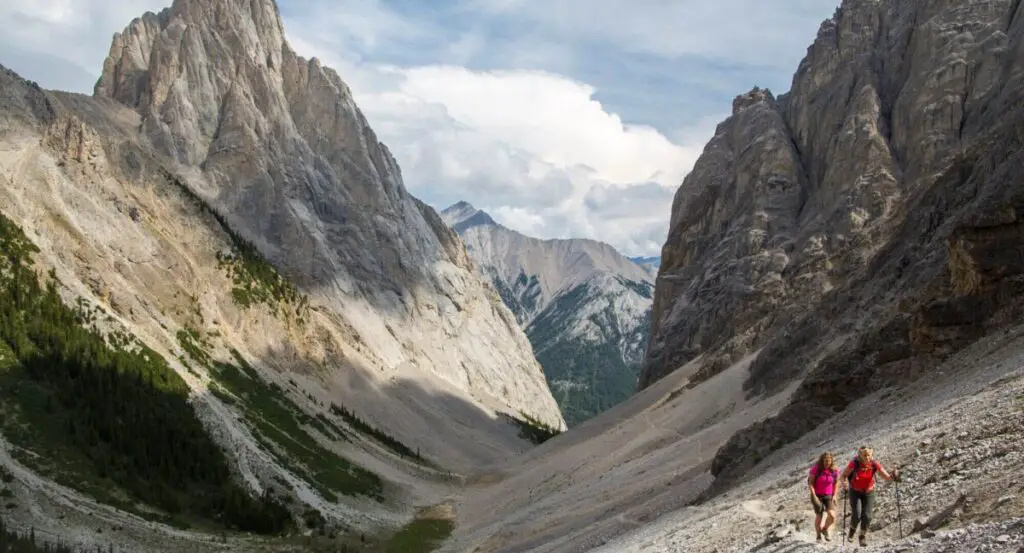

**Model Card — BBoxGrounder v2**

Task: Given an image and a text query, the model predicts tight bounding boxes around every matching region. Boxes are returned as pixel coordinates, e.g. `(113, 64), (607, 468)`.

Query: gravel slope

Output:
(587, 323), (1024, 553)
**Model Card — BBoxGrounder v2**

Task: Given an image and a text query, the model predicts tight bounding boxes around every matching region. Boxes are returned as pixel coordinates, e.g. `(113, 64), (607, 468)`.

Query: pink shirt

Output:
(810, 465), (839, 496)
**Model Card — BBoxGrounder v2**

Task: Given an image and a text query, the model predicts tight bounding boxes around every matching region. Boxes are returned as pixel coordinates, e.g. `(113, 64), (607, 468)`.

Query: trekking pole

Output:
(894, 472), (903, 539)
(841, 488), (847, 552)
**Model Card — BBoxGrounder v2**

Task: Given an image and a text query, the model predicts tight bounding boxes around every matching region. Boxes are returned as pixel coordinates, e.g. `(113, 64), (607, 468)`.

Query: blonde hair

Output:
(858, 446), (874, 460)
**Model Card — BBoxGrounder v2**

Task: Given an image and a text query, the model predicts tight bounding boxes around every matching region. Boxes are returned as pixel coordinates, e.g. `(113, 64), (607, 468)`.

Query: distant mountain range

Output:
(629, 256), (661, 276)
(441, 202), (655, 426)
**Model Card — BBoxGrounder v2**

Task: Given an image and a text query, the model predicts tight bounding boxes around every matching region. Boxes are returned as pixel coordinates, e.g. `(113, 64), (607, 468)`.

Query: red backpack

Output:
(848, 458), (880, 491)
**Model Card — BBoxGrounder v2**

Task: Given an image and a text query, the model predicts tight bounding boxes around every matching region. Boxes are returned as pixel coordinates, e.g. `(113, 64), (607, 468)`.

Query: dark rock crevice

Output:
(1009, 0), (1022, 32)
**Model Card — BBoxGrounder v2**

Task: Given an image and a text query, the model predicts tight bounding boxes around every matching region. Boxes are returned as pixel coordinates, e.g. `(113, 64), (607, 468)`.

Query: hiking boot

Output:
(848, 529), (856, 542)
(823, 529), (831, 542)
(859, 534), (867, 547)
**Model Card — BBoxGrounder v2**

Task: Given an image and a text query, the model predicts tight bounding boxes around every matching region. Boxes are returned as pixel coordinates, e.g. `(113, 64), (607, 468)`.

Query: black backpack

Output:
(847, 457), (878, 484)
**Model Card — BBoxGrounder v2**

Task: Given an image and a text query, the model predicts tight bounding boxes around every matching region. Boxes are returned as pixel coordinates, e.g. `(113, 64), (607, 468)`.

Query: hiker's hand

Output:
(892, 469), (901, 482)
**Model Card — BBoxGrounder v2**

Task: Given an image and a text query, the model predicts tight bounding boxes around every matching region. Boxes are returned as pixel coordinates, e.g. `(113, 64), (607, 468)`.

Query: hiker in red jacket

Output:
(840, 446), (900, 547)
(807, 451), (839, 542)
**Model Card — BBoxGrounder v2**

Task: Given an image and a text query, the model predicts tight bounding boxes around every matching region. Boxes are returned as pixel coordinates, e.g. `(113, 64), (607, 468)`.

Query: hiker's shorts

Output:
(812, 495), (834, 515)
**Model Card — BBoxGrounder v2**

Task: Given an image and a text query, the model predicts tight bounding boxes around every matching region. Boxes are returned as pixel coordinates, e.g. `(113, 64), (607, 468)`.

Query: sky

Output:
(0, 0), (840, 257)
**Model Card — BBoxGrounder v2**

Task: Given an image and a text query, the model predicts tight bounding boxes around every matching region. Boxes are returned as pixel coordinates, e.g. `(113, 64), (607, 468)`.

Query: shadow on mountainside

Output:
(0, 63), (559, 552)
(264, 343), (539, 475)
(43, 71), (557, 430)
(0, 331), (543, 553)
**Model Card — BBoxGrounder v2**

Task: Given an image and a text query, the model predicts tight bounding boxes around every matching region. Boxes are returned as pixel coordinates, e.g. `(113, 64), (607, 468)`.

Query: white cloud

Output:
(329, 61), (717, 256)
(393, 66), (693, 187)
(287, 24), (715, 256)
(277, 1), (825, 256)
(489, 206), (547, 236)
(0, 1), (170, 78)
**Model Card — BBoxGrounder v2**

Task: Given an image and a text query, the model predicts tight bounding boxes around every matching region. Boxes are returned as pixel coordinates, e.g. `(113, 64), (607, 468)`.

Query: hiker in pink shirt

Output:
(807, 451), (839, 542)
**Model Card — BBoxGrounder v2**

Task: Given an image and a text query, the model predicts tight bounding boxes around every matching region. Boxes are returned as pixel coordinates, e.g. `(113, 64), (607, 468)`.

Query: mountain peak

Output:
(82, 0), (567, 433)
(95, 0), (288, 112)
(441, 201), (497, 232)
(731, 86), (776, 115)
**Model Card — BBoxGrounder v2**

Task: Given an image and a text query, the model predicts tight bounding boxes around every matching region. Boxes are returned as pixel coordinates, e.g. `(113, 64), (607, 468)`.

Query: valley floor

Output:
(445, 323), (1024, 553)
(592, 328), (1024, 553)
(3, 323), (1024, 553)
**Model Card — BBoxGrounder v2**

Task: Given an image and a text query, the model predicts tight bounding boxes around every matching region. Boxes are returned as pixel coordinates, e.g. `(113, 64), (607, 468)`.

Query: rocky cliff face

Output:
(644, 0), (1024, 493)
(0, 0), (566, 546)
(90, 0), (563, 431)
(441, 202), (654, 425)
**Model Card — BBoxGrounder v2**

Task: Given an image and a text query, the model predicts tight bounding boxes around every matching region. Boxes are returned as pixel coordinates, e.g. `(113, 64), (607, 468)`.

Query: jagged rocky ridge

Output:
(441, 202), (654, 426)
(0, 0), (565, 546)
(643, 0), (1024, 496)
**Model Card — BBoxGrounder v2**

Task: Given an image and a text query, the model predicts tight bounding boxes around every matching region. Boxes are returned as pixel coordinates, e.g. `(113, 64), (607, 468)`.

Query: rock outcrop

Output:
(643, 0), (1024, 494)
(441, 202), (653, 425)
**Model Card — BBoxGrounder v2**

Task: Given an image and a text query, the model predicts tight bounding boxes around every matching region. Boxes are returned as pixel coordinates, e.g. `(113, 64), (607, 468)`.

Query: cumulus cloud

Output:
(0, 0), (170, 92)
(393, 66), (694, 187)
(0, 0), (835, 256)
(272, 29), (718, 256)
(331, 62), (716, 256)
(584, 183), (677, 220)
(502, 183), (679, 257)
